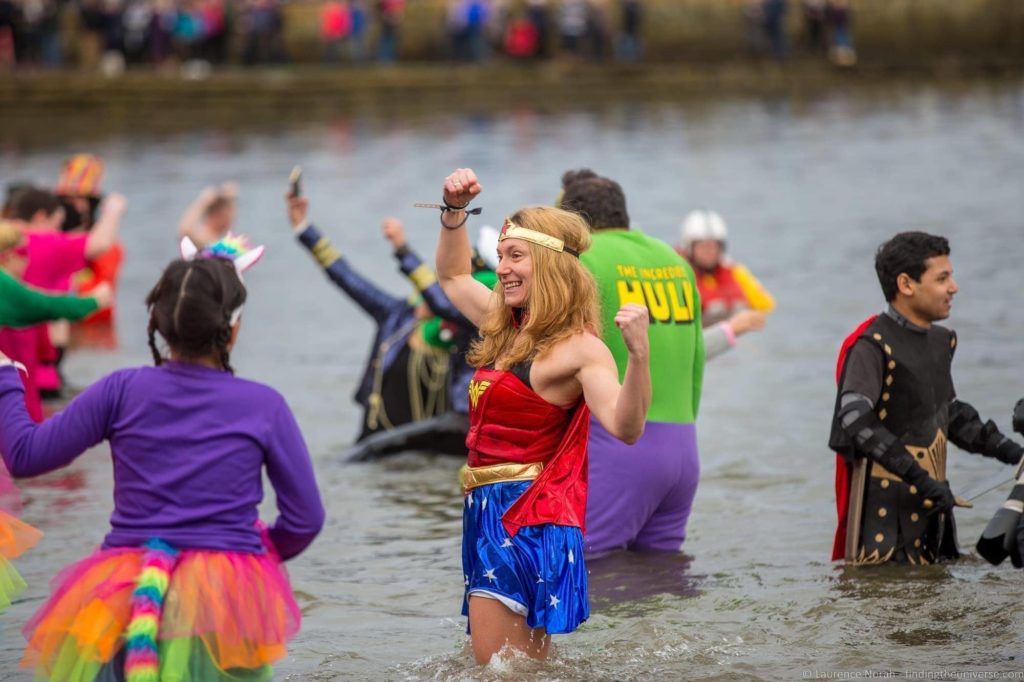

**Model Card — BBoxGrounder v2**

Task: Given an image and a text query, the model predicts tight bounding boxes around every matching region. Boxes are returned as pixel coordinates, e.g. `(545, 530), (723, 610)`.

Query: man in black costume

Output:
(830, 232), (1023, 564)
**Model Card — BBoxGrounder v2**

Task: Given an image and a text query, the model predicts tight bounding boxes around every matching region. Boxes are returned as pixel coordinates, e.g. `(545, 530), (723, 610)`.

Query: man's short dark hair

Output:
(560, 176), (630, 231)
(10, 187), (61, 222)
(874, 231), (950, 302)
(3, 182), (32, 218)
(561, 168), (598, 191)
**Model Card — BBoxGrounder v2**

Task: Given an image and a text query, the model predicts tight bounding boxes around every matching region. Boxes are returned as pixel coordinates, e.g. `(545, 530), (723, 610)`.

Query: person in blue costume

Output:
(287, 196), (453, 440)
(342, 221), (498, 462)
(287, 194), (472, 456)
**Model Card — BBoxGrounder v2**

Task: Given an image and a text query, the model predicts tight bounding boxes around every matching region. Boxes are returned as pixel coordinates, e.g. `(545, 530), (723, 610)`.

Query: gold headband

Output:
(499, 219), (580, 258)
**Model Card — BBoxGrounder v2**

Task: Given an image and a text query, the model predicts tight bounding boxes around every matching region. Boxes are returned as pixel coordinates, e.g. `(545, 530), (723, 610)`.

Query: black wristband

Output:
(441, 209), (468, 230)
(439, 202), (483, 230)
(443, 199), (469, 211)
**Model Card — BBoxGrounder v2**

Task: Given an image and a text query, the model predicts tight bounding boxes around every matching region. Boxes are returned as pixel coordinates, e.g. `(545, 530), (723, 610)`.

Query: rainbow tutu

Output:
(1, 508), (42, 612)
(22, 542), (300, 682)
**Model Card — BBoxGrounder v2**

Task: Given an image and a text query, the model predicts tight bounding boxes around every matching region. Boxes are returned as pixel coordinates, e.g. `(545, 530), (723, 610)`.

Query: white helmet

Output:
(475, 225), (499, 271)
(680, 210), (728, 249)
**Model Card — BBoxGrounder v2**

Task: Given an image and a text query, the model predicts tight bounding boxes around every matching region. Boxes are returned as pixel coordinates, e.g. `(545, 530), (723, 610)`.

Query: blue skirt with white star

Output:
(461, 480), (589, 635)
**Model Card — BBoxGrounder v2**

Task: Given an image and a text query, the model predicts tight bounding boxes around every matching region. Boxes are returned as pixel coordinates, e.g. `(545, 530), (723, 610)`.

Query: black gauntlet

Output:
(949, 400), (1024, 466)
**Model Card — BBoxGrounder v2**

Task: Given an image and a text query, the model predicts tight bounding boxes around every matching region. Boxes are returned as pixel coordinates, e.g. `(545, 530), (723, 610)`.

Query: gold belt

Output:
(463, 462), (543, 492)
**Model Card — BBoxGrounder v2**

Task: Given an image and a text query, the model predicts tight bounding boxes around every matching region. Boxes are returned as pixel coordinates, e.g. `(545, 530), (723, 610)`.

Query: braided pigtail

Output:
(147, 317), (163, 367)
(217, 323), (234, 375)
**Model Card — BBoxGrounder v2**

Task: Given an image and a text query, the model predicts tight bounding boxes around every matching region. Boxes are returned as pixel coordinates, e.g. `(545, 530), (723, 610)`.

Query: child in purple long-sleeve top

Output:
(0, 241), (325, 682)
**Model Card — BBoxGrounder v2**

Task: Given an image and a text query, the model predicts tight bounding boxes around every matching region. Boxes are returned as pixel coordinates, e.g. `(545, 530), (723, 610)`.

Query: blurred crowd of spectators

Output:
(748, 0), (855, 65)
(435, 0), (643, 64)
(0, 0), (854, 73)
(0, 0), (288, 71)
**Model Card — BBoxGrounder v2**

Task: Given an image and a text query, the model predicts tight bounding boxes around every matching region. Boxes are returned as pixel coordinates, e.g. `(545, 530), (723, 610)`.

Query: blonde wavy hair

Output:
(0, 220), (23, 253)
(468, 206), (601, 368)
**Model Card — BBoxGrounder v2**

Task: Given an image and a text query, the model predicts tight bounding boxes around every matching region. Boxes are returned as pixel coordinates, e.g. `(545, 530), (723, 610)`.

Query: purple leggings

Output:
(584, 419), (699, 555)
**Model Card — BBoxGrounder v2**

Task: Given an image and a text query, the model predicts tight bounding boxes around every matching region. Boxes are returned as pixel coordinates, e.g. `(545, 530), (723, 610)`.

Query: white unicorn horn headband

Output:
(179, 232), (265, 326)
(179, 232), (265, 279)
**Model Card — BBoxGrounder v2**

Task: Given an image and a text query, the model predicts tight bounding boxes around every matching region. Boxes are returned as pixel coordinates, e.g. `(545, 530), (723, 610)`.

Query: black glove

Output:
(904, 469), (956, 514)
(1012, 517), (1024, 569)
(1013, 398), (1024, 436)
(874, 440), (955, 513)
(994, 438), (1024, 466)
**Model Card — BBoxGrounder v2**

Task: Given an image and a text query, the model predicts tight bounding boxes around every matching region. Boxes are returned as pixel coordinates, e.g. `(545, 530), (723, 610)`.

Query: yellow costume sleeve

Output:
(731, 264), (775, 313)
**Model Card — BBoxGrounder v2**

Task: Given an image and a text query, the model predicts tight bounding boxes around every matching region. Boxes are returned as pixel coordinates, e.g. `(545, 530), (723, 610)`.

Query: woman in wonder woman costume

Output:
(0, 235), (325, 681)
(434, 168), (652, 665)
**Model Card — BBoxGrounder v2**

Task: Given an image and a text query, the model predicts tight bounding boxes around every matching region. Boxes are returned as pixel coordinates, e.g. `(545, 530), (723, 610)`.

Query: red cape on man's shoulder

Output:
(832, 315), (878, 561)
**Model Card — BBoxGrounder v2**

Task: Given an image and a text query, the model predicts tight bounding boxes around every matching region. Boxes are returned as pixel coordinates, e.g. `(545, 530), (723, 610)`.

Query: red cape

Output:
(502, 403), (590, 537)
(832, 315), (877, 560)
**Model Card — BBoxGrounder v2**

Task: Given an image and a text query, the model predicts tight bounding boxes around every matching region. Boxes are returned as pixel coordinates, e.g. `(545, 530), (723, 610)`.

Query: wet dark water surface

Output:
(2, 84), (1024, 680)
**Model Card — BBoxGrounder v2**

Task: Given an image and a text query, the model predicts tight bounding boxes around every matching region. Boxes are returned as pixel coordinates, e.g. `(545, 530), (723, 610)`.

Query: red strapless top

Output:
(465, 366), (590, 537)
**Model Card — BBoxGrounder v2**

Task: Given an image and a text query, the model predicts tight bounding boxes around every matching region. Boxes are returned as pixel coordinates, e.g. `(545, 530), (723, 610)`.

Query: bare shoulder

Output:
(577, 331), (614, 361)
(547, 331), (613, 370)
(529, 332), (609, 407)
